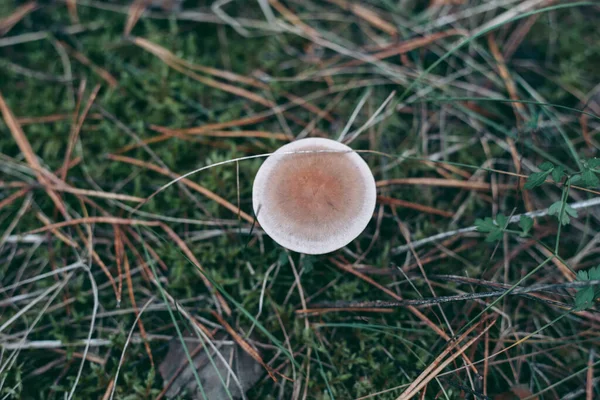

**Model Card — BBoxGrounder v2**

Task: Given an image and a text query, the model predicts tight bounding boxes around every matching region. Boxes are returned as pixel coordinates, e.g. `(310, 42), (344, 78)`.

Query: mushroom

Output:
(252, 138), (376, 255)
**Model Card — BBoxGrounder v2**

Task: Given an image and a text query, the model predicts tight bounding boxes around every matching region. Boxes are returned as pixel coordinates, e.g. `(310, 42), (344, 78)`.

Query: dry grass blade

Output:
(66, 0), (79, 23)
(154, 126), (289, 141)
(34, 211), (79, 248)
(124, 0), (150, 36)
(123, 253), (154, 366)
(587, 350), (595, 400)
(132, 37), (274, 107)
(153, 114), (271, 135)
(61, 84), (101, 182)
(159, 224), (231, 315)
(295, 307), (394, 315)
(397, 318), (496, 400)
(25, 217), (162, 235)
(48, 185), (144, 202)
(135, 37), (267, 88)
(107, 154), (254, 223)
(377, 177), (515, 192)
(211, 311), (277, 382)
(0, 92), (69, 219)
(377, 195), (452, 217)
(59, 41), (118, 88)
(268, 0), (321, 38)
(16, 113), (102, 125)
(0, 2), (38, 36)
(113, 225), (124, 305)
(339, 29), (466, 69)
(330, 257), (476, 373)
(324, 0), (397, 36)
(0, 187), (29, 211)
(488, 34), (526, 123)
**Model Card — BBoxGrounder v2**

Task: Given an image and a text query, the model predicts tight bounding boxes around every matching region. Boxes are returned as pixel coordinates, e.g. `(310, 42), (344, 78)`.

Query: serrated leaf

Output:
(548, 201), (576, 225)
(496, 213), (508, 228)
(564, 204), (578, 218)
(476, 217), (504, 242)
(589, 266), (600, 281)
(577, 270), (589, 281)
(548, 201), (563, 216)
(475, 217), (497, 233)
(571, 174), (582, 184)
(582, 169), (600, 188)
(524, 171), (550, 189)
(551, 166), (565, 183)
(588, 158), (600, 169)
(485, 230), (503, 242)
(575, 286), (595, 310)
(519, 215), (533, 235)
(539, 161), (554, 171)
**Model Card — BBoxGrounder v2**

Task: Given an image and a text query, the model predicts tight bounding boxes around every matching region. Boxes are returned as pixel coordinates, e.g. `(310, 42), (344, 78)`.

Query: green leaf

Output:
(589, 266), (600, 281)
(302, 256), (315, 273)
(485, 230), (503, 242)
(539, 161), (554, 171)
(496, 213), (508, 228)
(548, 201), (562, 216)
(476, 215), (509, 242)
(582, 169), (600, 188)
(588, 158), (600, 169)
(474, 217), (497, 233)
(577, 270), (589, 281)
(571, 174), (582, 184)
(565, 204), (578, 218)
(575, 286), (595, 310)
(524, 171), (550, 189)
(551, 166), (565, 183)
(548, 201), (577, 225)
(574, 266), (600, 310)
(278, 251), (290, 266)
(519, 215), (533, 236)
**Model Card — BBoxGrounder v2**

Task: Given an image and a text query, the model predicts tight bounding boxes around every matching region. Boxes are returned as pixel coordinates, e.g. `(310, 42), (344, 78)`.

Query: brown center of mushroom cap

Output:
(262, 146), (368, 240)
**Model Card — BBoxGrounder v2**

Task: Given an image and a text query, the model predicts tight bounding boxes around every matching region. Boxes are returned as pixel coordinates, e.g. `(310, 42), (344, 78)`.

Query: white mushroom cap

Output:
(252, 138), (376, 255)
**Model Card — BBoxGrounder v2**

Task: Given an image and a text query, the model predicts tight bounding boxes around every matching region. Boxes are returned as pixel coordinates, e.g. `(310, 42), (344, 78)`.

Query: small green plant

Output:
(524, 159), (600, 190)
(475, 214), (533, 242)
(548, 201), (578, 225)
(574, 266), (600, 310)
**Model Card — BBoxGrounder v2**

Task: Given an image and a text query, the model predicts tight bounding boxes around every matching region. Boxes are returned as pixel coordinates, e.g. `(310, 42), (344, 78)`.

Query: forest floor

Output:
(1, 0), (600, 399)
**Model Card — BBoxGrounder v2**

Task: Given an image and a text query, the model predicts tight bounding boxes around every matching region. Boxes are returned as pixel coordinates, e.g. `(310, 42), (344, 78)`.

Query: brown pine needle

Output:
(61, 84), (101, 182)
(25, 217), (162, 235)
(212, 311), (278, 382)
(66, 0), (79, 23)
(0, 2), (38, 36)
(377, 196), (453, 217)
(377, 177), (515, 191)
(330, 257), (477, 373)
(324, 0), (397, 35)
(0, 92), (70, 219)
(397, 318), (496, 400)
(132, 37), (274, 107)
(107, 154), (254, 223)
(124, 0), (150, 36)
(123, 253), (154, 366)
(59, 41), (118, 88)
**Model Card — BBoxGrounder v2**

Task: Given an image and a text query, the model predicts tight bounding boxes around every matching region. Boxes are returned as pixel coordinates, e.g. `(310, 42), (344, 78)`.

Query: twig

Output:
(392, 197), (600, 254)
(305, 280), (600, 311)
